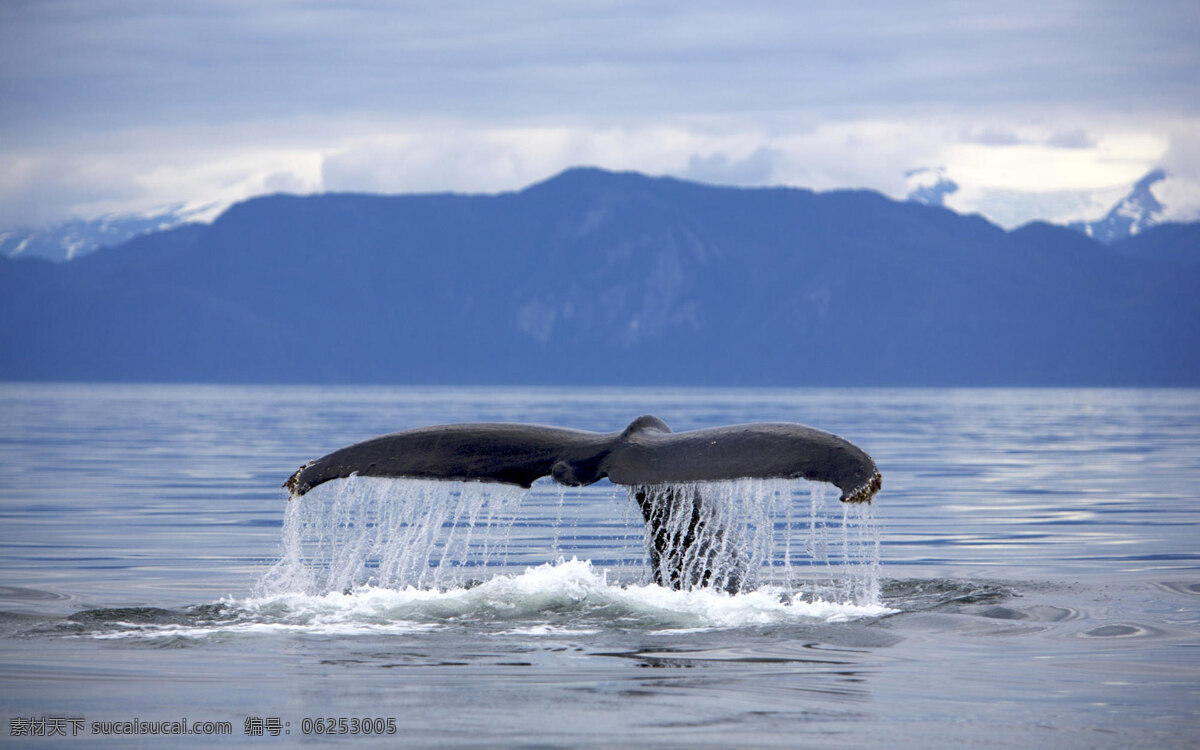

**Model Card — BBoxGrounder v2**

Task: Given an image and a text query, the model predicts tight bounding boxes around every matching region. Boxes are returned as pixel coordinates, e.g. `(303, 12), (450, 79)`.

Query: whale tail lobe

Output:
(284, 416), (880, 590)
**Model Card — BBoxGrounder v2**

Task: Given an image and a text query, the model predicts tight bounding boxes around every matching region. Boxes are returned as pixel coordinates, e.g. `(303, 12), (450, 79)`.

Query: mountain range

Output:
(2, 167), (1198, 385)
(3, 167), (1185, 264)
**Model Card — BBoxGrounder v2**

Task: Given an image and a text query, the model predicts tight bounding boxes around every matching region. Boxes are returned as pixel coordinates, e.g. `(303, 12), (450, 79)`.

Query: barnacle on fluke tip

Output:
(843, 471), (883, 504)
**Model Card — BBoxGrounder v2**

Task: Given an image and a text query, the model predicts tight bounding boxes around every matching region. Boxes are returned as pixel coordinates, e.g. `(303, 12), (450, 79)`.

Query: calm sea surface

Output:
(1, 385), (1198, 748)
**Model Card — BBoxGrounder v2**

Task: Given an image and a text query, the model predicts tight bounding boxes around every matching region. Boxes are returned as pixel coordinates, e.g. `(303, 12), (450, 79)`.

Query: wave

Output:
(75, 559), (895, 643)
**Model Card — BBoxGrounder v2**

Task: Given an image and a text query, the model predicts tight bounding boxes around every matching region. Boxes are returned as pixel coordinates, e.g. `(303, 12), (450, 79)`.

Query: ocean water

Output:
(0, 384), (1197, 748)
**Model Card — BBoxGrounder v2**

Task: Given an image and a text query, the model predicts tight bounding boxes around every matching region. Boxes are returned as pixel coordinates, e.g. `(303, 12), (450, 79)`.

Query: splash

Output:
(259, 475), (882, 607)
(82, 560), (892, 643)
(257, 476), (525, 596)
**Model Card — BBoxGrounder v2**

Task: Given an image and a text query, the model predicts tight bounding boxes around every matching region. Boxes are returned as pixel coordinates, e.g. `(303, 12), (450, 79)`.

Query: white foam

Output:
(87, 559), (893, 642)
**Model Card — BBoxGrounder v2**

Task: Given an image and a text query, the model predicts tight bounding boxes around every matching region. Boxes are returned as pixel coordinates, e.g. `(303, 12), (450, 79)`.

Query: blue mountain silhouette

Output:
(3, 168), (1197, 385)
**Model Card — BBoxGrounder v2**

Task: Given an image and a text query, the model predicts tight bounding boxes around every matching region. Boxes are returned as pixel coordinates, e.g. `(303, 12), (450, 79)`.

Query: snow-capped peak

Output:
(1066, 169), (1199, 244)
(905, 167), (959, 208)
(0, 207), (201, 263)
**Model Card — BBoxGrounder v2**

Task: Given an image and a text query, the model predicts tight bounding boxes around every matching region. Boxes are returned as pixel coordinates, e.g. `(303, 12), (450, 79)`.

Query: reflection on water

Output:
(1, 385), (1199, 748)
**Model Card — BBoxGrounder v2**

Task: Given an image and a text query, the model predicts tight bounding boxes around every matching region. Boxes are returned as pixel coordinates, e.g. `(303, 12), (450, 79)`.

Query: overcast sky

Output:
(2, 0), (1198, 229)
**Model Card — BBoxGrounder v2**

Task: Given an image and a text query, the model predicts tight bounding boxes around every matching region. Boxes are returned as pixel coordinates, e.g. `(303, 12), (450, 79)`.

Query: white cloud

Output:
(320, 125), (789, 196)
(312, 117), (1189, 229)
(2, 2), (1198, 229)
(0, 136), (324, 228)
(1157, 125), (1200, 223)
(322, 129), (596, 195)
(940, 129), (1178, 225)
(4, 115), (1189, 231)
(681, 148), (780, 186)
(1153, 177), (1200, 224)
(946, 132), (1167, 193)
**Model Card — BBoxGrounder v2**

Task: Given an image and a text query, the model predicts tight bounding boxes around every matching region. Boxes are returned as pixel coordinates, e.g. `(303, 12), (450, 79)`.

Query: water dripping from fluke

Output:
(258, 477), (526, 596)
(276, 416), (883, 607)
(260, 474), (883, 610)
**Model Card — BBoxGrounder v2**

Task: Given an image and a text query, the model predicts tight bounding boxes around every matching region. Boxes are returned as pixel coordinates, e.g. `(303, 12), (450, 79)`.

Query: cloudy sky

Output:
(2, 0), (1198, 229)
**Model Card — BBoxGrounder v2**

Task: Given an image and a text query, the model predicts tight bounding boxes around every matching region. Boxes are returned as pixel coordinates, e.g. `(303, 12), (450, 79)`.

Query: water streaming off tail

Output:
(629, 478), (880, 602)
(259, 475), (880, 604)
(257, 476), (526, 595)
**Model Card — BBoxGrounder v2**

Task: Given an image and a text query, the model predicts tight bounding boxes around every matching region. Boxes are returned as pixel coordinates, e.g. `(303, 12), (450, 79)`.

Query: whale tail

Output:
(284, 416), (880, 590)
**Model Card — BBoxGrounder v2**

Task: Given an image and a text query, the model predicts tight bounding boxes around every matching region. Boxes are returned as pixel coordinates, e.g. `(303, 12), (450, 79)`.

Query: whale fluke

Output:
(284, 416), (880, 590)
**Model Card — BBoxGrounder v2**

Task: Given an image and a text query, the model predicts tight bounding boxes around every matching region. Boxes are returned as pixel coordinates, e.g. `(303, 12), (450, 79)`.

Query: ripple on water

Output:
(67, 607), (191, 625)
(972, 605), (1080, 622)
(1154, 580), (1200, 597)
(0, 586), (73, 603)
(880, 578), (1013, 612)
(1079, 623), (1164, 639)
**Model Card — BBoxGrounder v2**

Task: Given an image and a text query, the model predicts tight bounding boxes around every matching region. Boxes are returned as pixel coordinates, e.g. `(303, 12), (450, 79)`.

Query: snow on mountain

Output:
(0, 209), (198, 263)
(904, 167), (959, 208)
(1066, 169), (1200, 244)
(1068, 169), (1164, 243)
